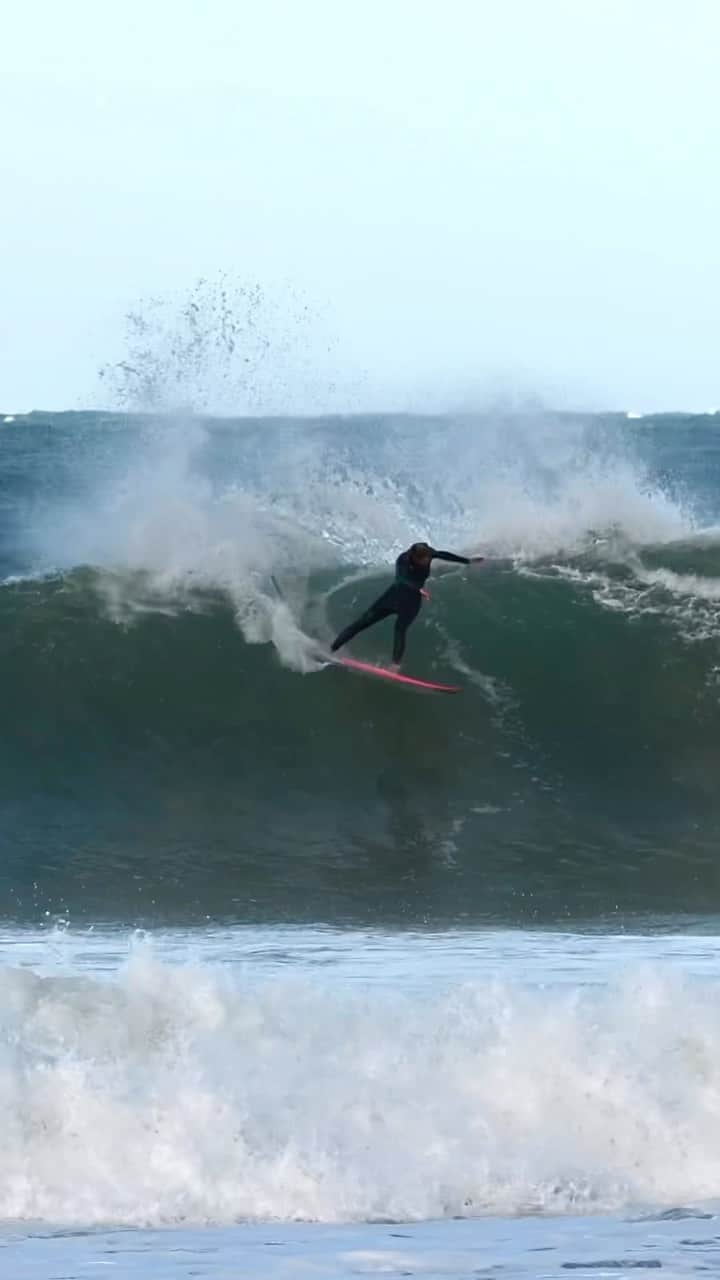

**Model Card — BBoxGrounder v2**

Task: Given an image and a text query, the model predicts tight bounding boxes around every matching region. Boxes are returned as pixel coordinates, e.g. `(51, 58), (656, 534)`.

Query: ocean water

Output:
(3, 406), (720, 1277)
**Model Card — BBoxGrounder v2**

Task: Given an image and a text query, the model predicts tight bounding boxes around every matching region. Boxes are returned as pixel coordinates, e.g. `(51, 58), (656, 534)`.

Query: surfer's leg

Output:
(392, 591), (422, 665)
(331, 592), (395, 652)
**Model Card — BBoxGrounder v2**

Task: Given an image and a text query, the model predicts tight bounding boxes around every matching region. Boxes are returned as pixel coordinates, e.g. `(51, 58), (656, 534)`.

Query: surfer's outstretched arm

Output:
(430, 549), (484, 566)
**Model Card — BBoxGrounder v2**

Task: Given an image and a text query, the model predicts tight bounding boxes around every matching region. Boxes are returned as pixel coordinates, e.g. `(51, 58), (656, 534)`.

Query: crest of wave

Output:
(40, 279), (695, 668)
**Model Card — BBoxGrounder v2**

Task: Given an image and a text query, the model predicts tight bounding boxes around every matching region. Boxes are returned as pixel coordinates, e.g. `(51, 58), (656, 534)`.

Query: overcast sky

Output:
(2, 0), (719, 413)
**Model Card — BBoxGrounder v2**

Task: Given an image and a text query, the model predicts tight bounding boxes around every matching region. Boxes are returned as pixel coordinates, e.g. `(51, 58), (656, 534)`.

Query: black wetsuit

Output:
(331, 546), (470, 664)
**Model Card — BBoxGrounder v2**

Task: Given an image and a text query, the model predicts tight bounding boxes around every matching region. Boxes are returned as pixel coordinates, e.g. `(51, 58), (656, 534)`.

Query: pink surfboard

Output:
(331, 655), (461, 694)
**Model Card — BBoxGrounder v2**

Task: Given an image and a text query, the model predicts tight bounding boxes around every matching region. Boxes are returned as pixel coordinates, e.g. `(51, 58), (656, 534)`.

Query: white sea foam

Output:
(2, 948), (720, 1226)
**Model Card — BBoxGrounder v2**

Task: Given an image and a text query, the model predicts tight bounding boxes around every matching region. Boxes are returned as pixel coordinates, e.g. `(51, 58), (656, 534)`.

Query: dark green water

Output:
(3, 410), (720, 924)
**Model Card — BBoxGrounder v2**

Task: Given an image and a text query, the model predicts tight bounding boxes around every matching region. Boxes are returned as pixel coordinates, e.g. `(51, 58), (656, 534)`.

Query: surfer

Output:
(331, 542), (484, 668)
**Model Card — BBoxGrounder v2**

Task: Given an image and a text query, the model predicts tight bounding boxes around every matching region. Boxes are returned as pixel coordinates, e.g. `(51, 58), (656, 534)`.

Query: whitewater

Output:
(3, 926), (720, 1277)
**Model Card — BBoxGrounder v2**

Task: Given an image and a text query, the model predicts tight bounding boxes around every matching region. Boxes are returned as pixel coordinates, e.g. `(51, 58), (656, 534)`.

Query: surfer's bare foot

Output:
(390, 662), (401, 673)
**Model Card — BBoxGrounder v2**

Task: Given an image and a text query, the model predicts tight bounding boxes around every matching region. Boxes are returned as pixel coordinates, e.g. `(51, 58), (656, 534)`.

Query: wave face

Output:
(3, 948), (720, 1225)
(3, 410), (720, 924)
